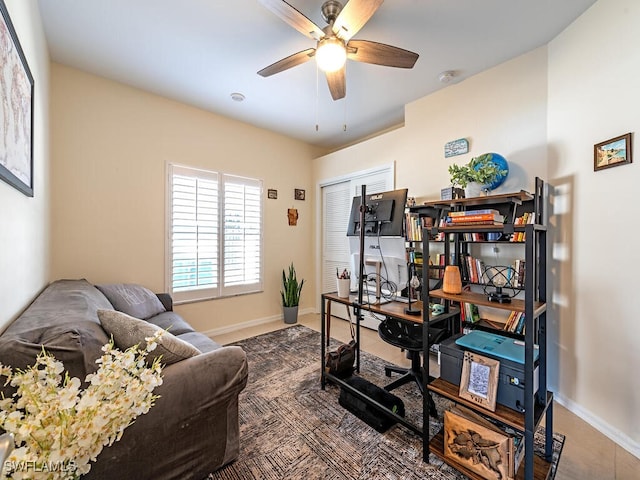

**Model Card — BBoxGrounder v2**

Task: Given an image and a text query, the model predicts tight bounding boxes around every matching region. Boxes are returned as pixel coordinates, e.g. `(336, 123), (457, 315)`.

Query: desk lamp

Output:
(404, 272), (421, 316)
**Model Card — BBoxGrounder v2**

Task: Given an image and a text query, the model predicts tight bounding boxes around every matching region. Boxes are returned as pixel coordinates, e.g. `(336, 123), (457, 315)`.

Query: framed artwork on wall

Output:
(294, 188), (305, 201)
(594, 132), (632, 172)
(267, 188), (278, 199)
(0, 0), (34, 197)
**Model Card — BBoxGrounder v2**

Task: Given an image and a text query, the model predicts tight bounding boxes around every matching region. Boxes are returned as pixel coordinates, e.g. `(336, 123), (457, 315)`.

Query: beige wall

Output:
(0, 0), (50, 331)
(313, 46), (549, 304)
(50, 64), (318, 333)
(547, 0), (639, 457)
(313, 0), (639, 458)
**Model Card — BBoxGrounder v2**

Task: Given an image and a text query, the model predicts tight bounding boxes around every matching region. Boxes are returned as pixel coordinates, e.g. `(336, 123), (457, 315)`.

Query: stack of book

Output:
(504, 311), (526, 334)
(446, 209), (504, 226)
(404, 213), (434, 242)
(510, 212), (534, 242)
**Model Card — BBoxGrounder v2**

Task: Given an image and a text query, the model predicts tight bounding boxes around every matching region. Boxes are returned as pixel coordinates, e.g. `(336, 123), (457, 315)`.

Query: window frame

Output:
(166, 163), (264, 304)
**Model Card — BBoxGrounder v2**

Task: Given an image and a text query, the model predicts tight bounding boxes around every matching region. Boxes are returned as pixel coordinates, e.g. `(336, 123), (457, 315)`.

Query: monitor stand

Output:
(360, 259), (391, 305)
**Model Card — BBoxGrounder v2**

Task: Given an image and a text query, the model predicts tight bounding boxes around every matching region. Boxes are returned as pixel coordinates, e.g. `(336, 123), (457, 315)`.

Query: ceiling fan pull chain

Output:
(343, 65), (347, 132)
(316, 63), (320, 131)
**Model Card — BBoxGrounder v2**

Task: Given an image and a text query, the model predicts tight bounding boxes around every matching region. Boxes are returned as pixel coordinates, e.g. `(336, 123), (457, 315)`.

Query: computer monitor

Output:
(346, 188), (408, 237)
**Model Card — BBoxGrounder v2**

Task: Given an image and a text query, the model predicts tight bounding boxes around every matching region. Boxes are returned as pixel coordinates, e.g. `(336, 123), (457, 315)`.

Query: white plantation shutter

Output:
(168, 165), (263, 302)
(222, 175), (262, 295)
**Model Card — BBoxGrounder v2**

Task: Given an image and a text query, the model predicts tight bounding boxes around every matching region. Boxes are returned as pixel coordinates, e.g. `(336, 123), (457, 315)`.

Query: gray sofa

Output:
(0, 279), (248, 480)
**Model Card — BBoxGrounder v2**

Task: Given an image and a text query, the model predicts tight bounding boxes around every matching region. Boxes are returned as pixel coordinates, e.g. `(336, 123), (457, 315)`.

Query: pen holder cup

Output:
(337, 278), (351, 298)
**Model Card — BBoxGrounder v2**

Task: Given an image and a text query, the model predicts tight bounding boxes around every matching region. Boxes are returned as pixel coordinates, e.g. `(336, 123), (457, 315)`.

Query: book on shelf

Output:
(461, 232), (487, 241)
(445, 219), (505, 226)
(448, 213), (504, 223)
(448, 208), (500, 217)
(512, 259), (525, 287)
(503, 311), (526, 334)
(460, 254), (486, 284)
(461, 302), (480, 323)
(510, 211), (534, 242)
(408, 250), (423, 265)
(405, 213), (435, 242)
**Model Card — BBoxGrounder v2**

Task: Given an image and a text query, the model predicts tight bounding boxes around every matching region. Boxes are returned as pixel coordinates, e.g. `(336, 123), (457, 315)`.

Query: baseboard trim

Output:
(202, 307), (315, 338)
(554, 393), (640, 460)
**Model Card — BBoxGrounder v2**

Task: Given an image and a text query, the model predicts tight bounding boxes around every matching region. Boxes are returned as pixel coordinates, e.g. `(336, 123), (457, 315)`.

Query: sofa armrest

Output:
(155, 293), (173, 312)
(86, 345), (248, 480)
(158, 345), (247, 398)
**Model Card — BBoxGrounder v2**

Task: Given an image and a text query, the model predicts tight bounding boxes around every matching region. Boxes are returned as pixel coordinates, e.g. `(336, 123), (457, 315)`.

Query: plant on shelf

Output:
(281, 263), (304, 324)
(448, 154), (508, 189)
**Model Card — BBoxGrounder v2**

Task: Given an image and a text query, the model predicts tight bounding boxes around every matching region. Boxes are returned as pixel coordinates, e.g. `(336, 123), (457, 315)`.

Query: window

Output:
(167, 164), (263, 303)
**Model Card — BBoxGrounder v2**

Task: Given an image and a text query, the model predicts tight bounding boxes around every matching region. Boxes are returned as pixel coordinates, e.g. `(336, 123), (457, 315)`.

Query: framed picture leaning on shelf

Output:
(459, 351), (500, 412)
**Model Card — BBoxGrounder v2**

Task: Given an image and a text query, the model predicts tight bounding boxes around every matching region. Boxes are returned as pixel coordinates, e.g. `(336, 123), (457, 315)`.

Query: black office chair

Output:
(377, 318), (448, 416)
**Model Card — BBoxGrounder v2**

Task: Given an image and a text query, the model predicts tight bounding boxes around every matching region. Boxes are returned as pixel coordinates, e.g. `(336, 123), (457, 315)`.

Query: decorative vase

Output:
(442, 265), (462, 294)
(464, 182), (484, 199)
(283, 305), (299, 324)
(336, 278), (351, 298)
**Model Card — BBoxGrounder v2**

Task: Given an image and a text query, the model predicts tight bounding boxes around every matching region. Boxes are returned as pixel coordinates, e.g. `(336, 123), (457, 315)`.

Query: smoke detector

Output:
(438, 71), (455, 84)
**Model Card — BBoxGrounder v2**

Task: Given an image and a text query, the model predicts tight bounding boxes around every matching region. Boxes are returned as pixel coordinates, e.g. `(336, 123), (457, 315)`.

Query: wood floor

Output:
(214, 313), (639, 480)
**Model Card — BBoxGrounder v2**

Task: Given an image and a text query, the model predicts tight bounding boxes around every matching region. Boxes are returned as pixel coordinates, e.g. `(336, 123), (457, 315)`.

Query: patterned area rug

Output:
(209, 325), (564, 480)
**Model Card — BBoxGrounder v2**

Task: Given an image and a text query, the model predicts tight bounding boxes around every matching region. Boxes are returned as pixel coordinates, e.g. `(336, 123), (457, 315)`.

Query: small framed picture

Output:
(294, 188), (305, 201)
(594, 132), (632, 171)
(459, 351), (500, 412)
(267, 189), (278, 199)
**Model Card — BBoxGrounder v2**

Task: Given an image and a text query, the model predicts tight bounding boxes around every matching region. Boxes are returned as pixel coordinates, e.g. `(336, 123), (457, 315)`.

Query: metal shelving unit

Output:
(418, 179), (554, 480)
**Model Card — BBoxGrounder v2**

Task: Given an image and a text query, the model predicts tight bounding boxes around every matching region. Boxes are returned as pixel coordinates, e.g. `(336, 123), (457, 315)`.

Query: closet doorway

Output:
(320, 164), (394, 329)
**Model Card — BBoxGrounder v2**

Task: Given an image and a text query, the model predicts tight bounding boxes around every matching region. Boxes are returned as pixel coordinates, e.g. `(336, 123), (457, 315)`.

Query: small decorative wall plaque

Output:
(294, 188), (305, 201)
(267, 189), (278, 199)
(444, 138), (469, 158)
(287, 208), (298, 226)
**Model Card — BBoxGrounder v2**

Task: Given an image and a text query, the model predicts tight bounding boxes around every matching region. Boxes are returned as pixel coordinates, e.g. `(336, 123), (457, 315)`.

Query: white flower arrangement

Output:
(0, 330), (165, 479)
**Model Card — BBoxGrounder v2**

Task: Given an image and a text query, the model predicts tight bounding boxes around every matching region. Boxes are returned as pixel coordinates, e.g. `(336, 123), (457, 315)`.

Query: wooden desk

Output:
(322, 292), (429, 347)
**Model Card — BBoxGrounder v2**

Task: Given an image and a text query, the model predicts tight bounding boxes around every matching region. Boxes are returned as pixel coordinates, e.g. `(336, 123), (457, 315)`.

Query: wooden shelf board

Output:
(428, 378), (552, 432)
(430, 429), (553, 480)
(421, 190), (534, 208)
(428, 288), (546, 316)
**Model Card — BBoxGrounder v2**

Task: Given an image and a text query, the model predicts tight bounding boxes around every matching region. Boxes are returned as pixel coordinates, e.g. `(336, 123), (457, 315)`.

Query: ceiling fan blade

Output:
(325, 67), (346, 101)
(259, 0), (325, 40)
(258, 48), (316, 77)
(333, 0), (383, 42)
(347, 39), (419, 68)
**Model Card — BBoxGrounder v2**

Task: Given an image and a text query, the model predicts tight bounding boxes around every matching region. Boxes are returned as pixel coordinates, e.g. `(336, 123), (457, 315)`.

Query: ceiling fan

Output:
(257, 0), (419, 101)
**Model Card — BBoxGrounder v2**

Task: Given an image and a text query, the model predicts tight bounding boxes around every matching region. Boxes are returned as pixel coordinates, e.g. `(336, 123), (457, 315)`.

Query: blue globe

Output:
(474, 153), (509, 190)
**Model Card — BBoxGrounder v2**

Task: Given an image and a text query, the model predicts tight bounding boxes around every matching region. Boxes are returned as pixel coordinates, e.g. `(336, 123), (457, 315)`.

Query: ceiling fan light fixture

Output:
(315, 37), (346, 72)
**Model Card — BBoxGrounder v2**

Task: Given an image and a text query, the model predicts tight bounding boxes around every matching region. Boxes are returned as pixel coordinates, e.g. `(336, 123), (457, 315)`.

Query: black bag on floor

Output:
(338, 376), (405, 433)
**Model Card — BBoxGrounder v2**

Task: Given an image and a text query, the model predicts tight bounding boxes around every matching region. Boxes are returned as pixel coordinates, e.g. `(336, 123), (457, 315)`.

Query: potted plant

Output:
(281, 262), (304, 324)
(448, 153), (508, 197)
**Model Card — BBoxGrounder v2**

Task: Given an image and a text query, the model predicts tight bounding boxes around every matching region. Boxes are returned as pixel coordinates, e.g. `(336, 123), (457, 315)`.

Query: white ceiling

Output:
(37, 0), (596, 152)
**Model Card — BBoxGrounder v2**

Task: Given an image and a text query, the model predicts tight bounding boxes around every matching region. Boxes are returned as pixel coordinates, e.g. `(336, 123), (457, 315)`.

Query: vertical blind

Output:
(168, 165), (263, 303)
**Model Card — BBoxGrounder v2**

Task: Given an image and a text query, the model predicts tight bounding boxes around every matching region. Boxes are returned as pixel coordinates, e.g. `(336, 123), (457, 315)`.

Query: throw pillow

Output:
(97, 309), (201, 365)
(96, 283), (166, 320)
